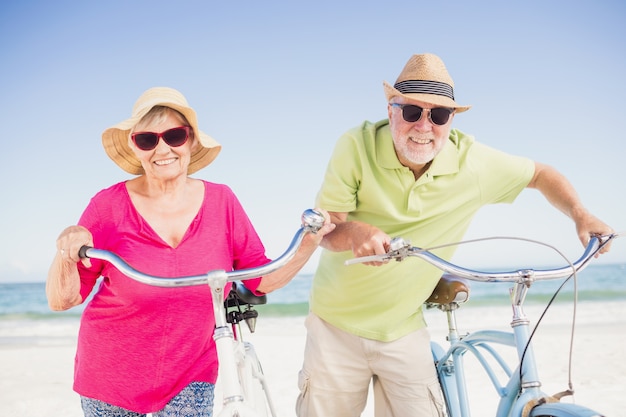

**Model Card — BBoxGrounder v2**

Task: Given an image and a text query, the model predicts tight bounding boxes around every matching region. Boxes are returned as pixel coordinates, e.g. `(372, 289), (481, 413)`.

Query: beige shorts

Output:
(296, 313), (444, 417)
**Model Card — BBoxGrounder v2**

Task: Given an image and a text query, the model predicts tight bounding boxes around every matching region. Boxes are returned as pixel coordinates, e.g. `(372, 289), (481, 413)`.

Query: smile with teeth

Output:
(409, 136), (433, 144)
(154, 158), (177, 166)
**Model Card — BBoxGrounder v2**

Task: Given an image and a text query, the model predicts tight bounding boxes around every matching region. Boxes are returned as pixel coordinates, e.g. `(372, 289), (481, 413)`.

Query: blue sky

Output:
(1, 0), (625, 283)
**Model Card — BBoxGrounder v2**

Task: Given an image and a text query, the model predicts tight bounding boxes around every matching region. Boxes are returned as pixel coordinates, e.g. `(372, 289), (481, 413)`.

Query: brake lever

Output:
(344, 237), (413, 265)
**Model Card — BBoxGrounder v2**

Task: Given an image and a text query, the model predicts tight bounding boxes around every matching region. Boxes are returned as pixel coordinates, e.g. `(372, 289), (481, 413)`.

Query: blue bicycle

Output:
(348, 233), (620, 417)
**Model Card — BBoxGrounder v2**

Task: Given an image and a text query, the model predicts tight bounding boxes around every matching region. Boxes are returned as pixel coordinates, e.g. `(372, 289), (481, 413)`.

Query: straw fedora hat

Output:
(102, 87), (221, 175)
(383, 53), (471, 112)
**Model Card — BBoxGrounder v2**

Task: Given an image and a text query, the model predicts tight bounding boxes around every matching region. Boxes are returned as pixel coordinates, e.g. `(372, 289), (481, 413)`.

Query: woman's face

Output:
(130, 110), (197, 181)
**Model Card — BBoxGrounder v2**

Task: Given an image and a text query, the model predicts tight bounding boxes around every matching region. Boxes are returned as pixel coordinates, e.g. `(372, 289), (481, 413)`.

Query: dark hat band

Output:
(394, 80), (455, 100)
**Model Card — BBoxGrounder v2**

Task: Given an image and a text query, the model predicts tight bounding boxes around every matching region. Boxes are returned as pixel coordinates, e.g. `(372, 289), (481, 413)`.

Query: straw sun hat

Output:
(383, 53), (471, 112)
(102, 87), (221, 175)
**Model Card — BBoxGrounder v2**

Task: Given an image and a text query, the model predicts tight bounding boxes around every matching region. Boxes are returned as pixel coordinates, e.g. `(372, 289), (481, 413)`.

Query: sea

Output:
(2, 264), (626, 321)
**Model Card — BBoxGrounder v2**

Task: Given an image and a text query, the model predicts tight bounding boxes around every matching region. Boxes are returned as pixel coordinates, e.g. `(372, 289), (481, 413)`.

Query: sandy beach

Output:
(1, 301), (624, 416)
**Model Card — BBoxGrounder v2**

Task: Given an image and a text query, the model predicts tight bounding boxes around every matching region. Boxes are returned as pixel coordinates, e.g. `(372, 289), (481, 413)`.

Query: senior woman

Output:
(46, 87), (334, 417)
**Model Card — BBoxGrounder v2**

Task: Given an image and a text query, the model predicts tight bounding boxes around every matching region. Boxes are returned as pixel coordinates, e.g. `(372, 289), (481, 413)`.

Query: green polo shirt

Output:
(312, 119), (535, 341)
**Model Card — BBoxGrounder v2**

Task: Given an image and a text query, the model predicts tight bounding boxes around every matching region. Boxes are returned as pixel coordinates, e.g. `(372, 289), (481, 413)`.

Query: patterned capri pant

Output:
(80, 381), (215, 417)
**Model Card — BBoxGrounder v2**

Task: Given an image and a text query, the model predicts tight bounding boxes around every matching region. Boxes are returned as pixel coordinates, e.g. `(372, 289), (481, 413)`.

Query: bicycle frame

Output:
(430, 285), (562, 417)
(224, 284), (276, 416)
(79, 209), (325, 417)
(348, 234), (618, 417)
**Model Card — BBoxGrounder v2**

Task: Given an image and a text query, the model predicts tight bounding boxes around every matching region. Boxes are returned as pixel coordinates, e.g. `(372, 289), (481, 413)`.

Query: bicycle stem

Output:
(509, 279), (543, 390)
(510, 276), (532, 326)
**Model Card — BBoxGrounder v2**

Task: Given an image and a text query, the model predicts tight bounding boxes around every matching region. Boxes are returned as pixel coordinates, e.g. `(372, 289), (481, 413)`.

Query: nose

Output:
(154, 136), (171, 151)
(412, 111), (434, 131)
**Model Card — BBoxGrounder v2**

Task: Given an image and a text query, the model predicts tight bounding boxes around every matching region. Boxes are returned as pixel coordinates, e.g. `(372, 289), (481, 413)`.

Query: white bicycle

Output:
(78, 208), (325, 417)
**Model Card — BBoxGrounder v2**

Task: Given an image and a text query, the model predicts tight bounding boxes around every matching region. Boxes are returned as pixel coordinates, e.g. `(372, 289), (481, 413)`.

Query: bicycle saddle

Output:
(426, 274), (470, 305)
(225, 281), (268, 307)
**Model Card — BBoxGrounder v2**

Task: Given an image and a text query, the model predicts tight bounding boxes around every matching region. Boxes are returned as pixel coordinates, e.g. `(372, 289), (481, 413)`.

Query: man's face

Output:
(387, 97), (455, 172)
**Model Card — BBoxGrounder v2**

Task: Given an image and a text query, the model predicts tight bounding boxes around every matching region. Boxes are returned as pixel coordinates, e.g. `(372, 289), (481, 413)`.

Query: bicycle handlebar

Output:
(78, 209), (326, 288)
(346, 234), (618, 283)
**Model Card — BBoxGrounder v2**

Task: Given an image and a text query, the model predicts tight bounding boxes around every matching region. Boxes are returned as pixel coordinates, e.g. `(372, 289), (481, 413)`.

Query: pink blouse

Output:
(73, 181), (269, 412)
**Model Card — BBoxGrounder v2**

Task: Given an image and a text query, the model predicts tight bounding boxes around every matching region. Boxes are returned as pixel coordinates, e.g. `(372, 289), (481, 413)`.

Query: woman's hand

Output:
(306, 208), (336, 244)
(47, 225), (93, 311)
(56, 225), (94, 268)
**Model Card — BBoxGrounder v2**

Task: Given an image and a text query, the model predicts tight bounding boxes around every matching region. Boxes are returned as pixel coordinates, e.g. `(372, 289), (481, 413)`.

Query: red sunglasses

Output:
(131, 126), (191, 151)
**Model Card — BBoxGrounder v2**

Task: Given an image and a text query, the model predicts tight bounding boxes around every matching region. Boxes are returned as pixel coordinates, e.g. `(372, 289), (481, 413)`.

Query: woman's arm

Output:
(46, 225), (93, 311)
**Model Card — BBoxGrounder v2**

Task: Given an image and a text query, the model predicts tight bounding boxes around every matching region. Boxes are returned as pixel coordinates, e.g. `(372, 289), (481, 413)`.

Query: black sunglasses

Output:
(131, 126), (191, 151)
(390, 103), (454, 126)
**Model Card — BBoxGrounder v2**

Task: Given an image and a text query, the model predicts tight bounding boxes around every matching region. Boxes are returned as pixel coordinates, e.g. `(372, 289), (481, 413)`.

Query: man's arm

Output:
(320, 211), (392, 264)
(527, 162), (613, 253)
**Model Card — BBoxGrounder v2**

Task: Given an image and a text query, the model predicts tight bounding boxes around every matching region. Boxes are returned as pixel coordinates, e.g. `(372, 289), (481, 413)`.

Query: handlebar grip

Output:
(78, 245), (92, 259)
(301, 209), (325, 233)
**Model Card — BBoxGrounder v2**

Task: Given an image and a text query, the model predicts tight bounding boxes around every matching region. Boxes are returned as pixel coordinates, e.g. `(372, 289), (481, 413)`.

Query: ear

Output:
(127, 132), (143, 159)
(127, 133), (137, 151)
(189, 134), (200, 151)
